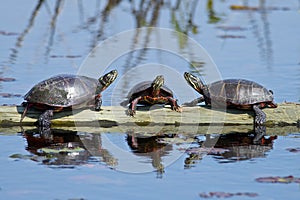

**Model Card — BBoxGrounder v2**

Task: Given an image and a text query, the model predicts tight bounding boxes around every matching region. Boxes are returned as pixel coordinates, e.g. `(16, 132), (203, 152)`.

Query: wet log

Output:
(0, 103), (299, 129)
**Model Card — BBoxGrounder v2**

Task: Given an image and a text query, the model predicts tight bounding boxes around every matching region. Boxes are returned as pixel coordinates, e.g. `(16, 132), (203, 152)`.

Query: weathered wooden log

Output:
(0, 103), (299, 129)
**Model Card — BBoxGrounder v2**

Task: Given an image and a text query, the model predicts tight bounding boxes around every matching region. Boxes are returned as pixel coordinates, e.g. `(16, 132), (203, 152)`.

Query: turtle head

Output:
(152, 75), (164, 91)
(184, 72), (207, 95)
(98, 70), (118, 90)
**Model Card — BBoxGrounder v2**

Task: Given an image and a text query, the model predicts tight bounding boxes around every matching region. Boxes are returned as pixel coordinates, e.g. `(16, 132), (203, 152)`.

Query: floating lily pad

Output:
(39, 146), (85, 154)
(185, 147), (229, 155)
(217, 35), (246, 39)
(9, 153), (44, 162)
(0, 77), (16, 82)
(255, 175), (300, 184)
(158, 137), (195, 144)
(199, 192), (258, 198)
(9, 153), (32, 160)
(216, 26), (247, 31)
(50, 55), (82, 58)
(286, 147), (300, 153)
(0, 30), (18, 36)
(230, 5), (290, 11)
(0, 93), (22, 98)
(65, 55), (82, 58)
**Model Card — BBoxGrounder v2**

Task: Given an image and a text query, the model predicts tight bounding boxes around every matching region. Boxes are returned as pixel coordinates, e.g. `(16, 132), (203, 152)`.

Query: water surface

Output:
(0, 1), (300, 199)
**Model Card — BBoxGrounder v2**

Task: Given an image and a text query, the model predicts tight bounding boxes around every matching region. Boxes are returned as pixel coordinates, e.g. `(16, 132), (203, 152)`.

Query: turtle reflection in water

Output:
(184, 132), (277, 168)
(183, 72), (277, 125)
(20, 70), (118, 128)
(22, 129), (117, 168)
(23, 129), (90, 167)
(126, 133), (175, 177)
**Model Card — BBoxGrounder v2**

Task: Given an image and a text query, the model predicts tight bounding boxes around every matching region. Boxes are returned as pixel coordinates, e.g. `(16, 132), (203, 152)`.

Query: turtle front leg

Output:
(38, 110), (53, 128)
(253, 104), (266, 125)
(167, 97), (182, 112)
(95, 94), (102, 111)
(128, 96), (142, 116)
(182, 96), (205, 107)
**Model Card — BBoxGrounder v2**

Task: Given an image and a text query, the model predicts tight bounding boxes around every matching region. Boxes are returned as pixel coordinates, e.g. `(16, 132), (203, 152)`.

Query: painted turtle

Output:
(183, 72), (277, 125)
(123, 75), (181, 116)
(20, 70), (118, 127)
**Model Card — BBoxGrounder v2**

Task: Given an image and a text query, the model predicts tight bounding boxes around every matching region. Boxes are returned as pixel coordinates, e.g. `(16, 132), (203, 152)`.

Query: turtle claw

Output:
(182, 97), (205, 107)
(172, 105), (182, 113)
(182, 102), (196, 107)
(168, 98), (182, 113)
(94, 95), (102, 111)
(127, 109), (136, 117)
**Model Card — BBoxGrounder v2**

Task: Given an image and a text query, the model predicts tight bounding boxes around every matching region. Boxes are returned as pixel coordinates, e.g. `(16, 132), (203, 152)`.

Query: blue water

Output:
(0, 0), (300, 199)
(1, 133), (300, 200)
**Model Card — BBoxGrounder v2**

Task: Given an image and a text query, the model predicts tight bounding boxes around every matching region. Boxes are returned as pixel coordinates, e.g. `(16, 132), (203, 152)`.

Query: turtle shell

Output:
(207, 79), (274, 108)
(25, 74), (102, 108)
(127, 81), (174, 103)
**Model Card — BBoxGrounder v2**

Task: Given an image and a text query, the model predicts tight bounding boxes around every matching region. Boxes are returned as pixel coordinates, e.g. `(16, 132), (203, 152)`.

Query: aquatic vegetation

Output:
(0, 93), (22, 98)
(0, 77), (16, 82)
(286, 147), (300, 153)
(255, 175), (300, 184)
(0, 30), (18, 36)
(199, 191), (258, 198)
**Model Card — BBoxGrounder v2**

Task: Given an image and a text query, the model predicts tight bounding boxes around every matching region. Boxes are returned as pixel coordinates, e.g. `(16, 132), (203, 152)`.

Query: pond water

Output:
(0, 0), (300, 200)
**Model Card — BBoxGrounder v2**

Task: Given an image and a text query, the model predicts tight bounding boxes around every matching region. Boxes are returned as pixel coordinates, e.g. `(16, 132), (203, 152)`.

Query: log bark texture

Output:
(0, 103), (299, 136)
(0, 103), (298, 127)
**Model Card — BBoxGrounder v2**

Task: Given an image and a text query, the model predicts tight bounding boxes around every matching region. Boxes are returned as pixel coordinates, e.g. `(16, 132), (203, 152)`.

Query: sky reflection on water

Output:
(0, 1), (300, 200)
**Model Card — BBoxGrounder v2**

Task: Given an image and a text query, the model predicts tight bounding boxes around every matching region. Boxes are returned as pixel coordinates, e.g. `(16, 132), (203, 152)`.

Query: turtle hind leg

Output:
(253, 104), (266, 125)
(20, 102), (36, 123)
(94, 94), (102, 111)
(182, 96), (205, 107)
(20, 103), (29, 123)
(38, 110), (53, 128)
